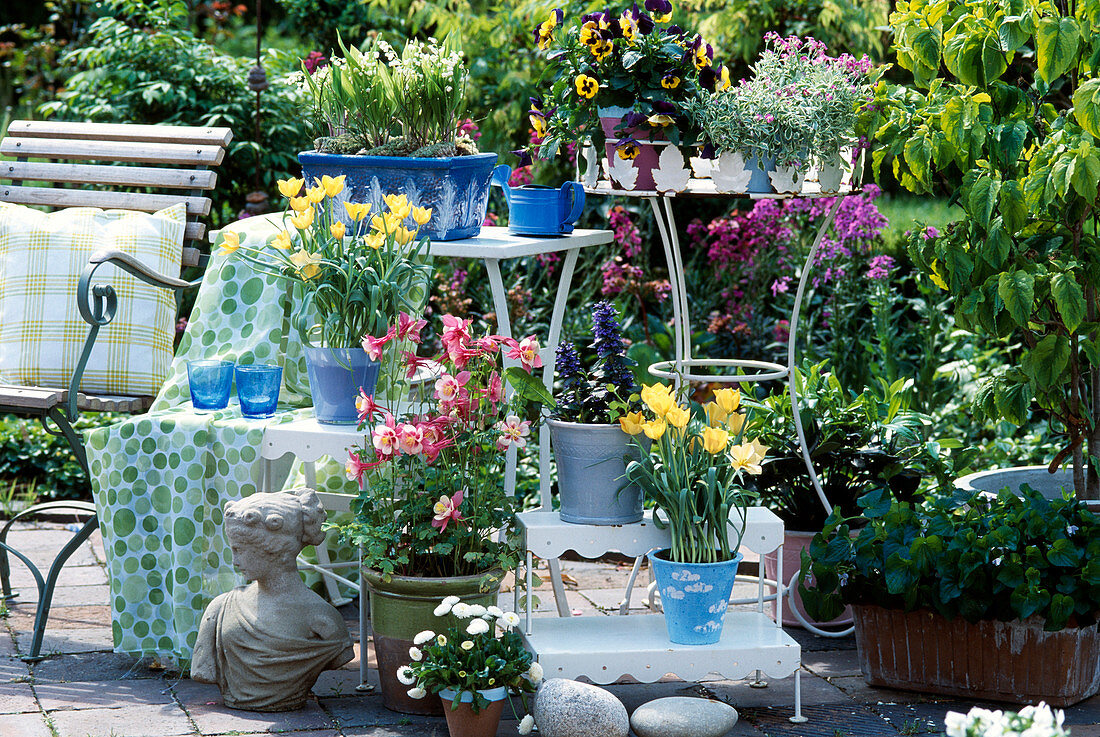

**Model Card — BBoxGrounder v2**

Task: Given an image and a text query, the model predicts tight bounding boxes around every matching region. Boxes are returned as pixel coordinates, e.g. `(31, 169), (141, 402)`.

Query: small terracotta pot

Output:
(439, 688), (507, 737)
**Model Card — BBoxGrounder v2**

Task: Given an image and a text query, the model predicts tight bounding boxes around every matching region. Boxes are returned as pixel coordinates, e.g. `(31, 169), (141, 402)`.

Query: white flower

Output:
(487, 606), (504, 618)
(1066, 525), (1079, 536)
(413, 630), (435, 645)
(408, 647), (423, 661)
(407, 687), (427, 699)
(434, 595), (461, 617)
(500, 612), (521, 629)
(466, 618), (490, 636)
(452, 603), (473, 618)
(466, 604), (487, 617)
(518, 714), (536, 734)
(460, 640), (475, 651)
(437, 635), (448, 646)
(525, 662), (544, 684)
(396, 665), (416, 686)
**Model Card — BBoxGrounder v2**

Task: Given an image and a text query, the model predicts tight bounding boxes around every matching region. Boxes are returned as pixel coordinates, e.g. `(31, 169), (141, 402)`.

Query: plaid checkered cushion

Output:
(0, 202), (186, 397)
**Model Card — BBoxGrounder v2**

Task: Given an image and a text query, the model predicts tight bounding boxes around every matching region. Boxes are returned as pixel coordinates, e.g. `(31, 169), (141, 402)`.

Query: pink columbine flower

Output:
(402, 351), (431, 379)
(371, 413), (400, 457)
(362, 326), (396, 361)
(495, 415), (532, 451)
(434, 371), (471, 403)
(397, 312), (427, 343)
(440, 315), (472, 355)
(397, 423), (424, 456)
(345, 450), (381, 484)
(483, 370), (504, 406)
(356, 389), (384, 423)
(432, 489), (465, 533)
(506, 337), (543, 371)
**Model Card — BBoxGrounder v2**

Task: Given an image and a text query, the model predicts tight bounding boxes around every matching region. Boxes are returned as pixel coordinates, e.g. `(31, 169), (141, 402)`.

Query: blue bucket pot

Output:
(744, 152), (777, 194)
(298, 151), (498, 241)
(649, 549), (742, 645)
(303, 346), (380, 425)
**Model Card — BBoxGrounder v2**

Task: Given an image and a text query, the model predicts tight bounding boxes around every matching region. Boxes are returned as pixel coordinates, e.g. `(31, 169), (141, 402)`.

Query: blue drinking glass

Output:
(235, 364), (283, 419)
(186, 360), (234, 411)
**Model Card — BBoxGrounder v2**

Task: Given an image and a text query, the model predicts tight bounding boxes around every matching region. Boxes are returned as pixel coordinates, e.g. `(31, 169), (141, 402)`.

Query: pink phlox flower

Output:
(397, 312), (427, 343)
(371, 413), (400, 457)
(495, 415), (532, 451)
(431, 488), (465, 533)
(362, 326), (397, 361)
(506, 336), (543, 372)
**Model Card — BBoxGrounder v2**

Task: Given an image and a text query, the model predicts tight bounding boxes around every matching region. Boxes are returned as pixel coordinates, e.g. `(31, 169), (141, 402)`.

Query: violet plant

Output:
(555, 301), (640, 424)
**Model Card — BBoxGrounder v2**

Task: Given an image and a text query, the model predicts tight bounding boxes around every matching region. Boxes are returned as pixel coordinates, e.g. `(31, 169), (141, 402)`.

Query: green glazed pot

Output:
(362, 567), (502, 715)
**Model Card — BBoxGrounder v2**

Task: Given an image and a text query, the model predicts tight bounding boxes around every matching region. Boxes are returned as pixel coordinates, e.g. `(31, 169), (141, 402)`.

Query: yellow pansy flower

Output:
(647, 114), (674, 128)
(271, 230), (293, 250)
(219, 231), (240, 254)
(619, 14), (638, 43)
(616, 140), (640, 160)
(575, 74), (599, 99)
(277, 177), (303, 199)
(319, 174), (346, 197)
(714, 387), (740, 415)
(343, 201), (371, 221)
(640, 383), (675, 417)
(365, 232), (386, 250)
(289, 248), (322, 280)
(289, 196), (310, 213)
(305, 186), (326, 204)
(593, 40), (613, 61)
(330, 221), (346, 239)
(619, 411), (645, 435)
(717, 65), (731, 90)
(661, 74), (681, 90)
(642, 419), (667, 440)
(290, 207), (315, 231)
(579, 21), (601, 47)
(383, 193), (412, 220)
(665, 405), (690, 429)
(702, 426), (729, 454)
(412, 206), (432, 226)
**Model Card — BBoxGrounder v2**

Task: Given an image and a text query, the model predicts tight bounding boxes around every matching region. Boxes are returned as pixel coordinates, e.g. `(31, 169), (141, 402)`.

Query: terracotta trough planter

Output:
(852, 605), (1100, 707)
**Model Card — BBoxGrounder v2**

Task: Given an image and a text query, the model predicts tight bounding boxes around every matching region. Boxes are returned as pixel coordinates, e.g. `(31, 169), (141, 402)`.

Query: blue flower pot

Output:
(649, 549), (742, 645)
(744, 152), (777, 194)
(303, 346), (380, 425)
(298, 151), (498, 241)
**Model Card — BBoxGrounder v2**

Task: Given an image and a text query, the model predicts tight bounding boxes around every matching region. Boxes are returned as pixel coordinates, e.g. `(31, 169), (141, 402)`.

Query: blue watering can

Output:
(490, 165), (585, 237)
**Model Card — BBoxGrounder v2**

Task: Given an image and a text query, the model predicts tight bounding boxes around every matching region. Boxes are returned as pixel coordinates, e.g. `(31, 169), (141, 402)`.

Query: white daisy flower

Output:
(396, 665), (416, 686)
(451, 603), (473, 618)
(466, 618), (490, 636)
(408, 647), (423, 661)
(413, 630), (435, 645)
(525, 662), (544, 684)
(434, 595), (461, 617)
(487, 606), (504, 618)
(407, 687), (427, 699)
(460, 640), (474, 650)
(519, 714), (536, 734)
(466, 604), (487, 617)
(500, 612), (521, 629)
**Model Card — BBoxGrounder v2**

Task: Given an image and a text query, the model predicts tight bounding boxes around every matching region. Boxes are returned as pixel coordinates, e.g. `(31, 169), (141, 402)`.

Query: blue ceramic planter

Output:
(303, 346), (380, 425)
(649, 549), (743, 645)
(298, 151), (498, 241)
(744, 152), (777, 194)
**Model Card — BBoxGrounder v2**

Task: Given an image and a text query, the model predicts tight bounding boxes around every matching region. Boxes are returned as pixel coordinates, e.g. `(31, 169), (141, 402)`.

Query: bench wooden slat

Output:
(182, 244), (202, 267)
(0, 385), (154, 413)
(7, 120), (233, 147)
(1, 185), (211, 217)
(1, 138), (225, 166)
(3, 161), (218, 191)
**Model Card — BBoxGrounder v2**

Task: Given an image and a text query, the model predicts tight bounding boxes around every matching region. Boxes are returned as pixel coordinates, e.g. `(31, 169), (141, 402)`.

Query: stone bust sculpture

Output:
(191, 488), (354, 711)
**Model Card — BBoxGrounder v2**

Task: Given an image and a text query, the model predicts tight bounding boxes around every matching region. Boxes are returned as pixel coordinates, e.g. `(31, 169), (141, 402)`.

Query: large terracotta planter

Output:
(763, 530), (853, 629)
(852, 605), (1100, 706)
(362, 568), (502, 715)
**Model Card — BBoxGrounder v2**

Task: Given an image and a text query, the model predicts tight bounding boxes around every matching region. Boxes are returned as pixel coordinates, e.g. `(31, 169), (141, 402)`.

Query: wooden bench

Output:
(0, 119), (232, 660)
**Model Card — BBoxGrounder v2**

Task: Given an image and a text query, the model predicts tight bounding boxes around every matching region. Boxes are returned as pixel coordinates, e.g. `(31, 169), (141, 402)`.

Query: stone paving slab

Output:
(184, 700), (335, 735)
(0, 712), (53, 737)
(0, 655), (31, 683)
(34, 678), (179, 711)
(29, 652), (164, 683)
(16, 625), (115, 655)
(0, 681), (39, 713)
(48, 702), (197, 737)
(8, 582), (112, 607)
(4, 561), (108, 590)
(6, 604), (114, 630)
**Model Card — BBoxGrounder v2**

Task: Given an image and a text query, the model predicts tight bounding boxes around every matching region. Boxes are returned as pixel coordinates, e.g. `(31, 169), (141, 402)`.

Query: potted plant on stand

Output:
(297, 34), (496, 240)
(398, 599), (542, 737)
(534, 2), (724, 190)
(621, 382), (762, 644)
(341, 316), (549, 714)
(548, 301), (643, 525)
(224, 177), (432, 424)
(800, 487), (1100, 706)
(870, 0), (1100, 502)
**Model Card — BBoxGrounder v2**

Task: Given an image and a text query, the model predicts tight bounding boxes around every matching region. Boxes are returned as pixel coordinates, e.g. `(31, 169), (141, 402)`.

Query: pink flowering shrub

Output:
(339, 312), (548, 579)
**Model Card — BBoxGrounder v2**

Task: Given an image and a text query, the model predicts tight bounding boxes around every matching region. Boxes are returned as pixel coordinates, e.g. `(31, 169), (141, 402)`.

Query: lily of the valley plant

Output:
(399, 597), (540, 731)
(221, 177), (432, 348)
(622, 384), (763, 563)
(340, 315), (554, 579)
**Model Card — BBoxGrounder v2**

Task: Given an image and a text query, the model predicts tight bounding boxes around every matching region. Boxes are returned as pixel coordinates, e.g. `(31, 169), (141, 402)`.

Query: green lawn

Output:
(877, 193), (960, 254)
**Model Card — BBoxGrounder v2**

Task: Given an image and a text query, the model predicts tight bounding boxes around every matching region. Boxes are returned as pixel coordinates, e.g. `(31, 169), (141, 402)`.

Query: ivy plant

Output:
(799, 487), (1100, 631)
(865, 0), (1100, 498)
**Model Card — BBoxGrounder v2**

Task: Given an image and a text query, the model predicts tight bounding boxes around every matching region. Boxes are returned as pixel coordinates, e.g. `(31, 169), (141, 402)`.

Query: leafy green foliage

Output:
(800, 487), (1100, 631)
(0, 413), (119, 501)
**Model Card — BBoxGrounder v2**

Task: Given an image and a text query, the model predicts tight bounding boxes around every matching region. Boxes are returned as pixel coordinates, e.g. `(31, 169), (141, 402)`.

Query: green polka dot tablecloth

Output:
(85, 219), (359, 665)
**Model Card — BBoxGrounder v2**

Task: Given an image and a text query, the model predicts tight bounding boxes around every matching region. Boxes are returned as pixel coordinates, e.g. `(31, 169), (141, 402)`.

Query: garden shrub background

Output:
(0, 0), (1056, 502)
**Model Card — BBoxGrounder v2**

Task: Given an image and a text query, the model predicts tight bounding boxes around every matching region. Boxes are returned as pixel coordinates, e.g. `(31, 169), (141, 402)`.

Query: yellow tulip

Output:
(412, 206), (432, 226)
(642, 419), (666, 440)
(371, 212), (404, 234)
(714, 387), (741, 415)
(219, 231), (240, 254)
(701, 426), (729, 454)
(665, 405), (690, 429)
(271, 230), (293, 250)
(619, 411), (645, 435)
(320, 174), (346, 197)
(330, 221), (346, 239)
(290, 207), (315, 230)
(726, 412), (745, 437)
(305, 186), (326, 204)
(640, 383), (675, 418)
(393, 226), (416, 245)
(288, 248), (322, 280)
(383, 193), (412, 220)
(277, 177), (303, 199)
(289, 196), (310, 213)
(704, 402), (727, 427)
(365, 232), (386, 250)
(343, 201), (371, 221)
(730, 441), (766, 474)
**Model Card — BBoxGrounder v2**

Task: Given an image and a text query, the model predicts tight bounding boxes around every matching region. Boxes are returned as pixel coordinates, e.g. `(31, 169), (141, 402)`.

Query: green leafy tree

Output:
(867, 0), (1100, 499)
